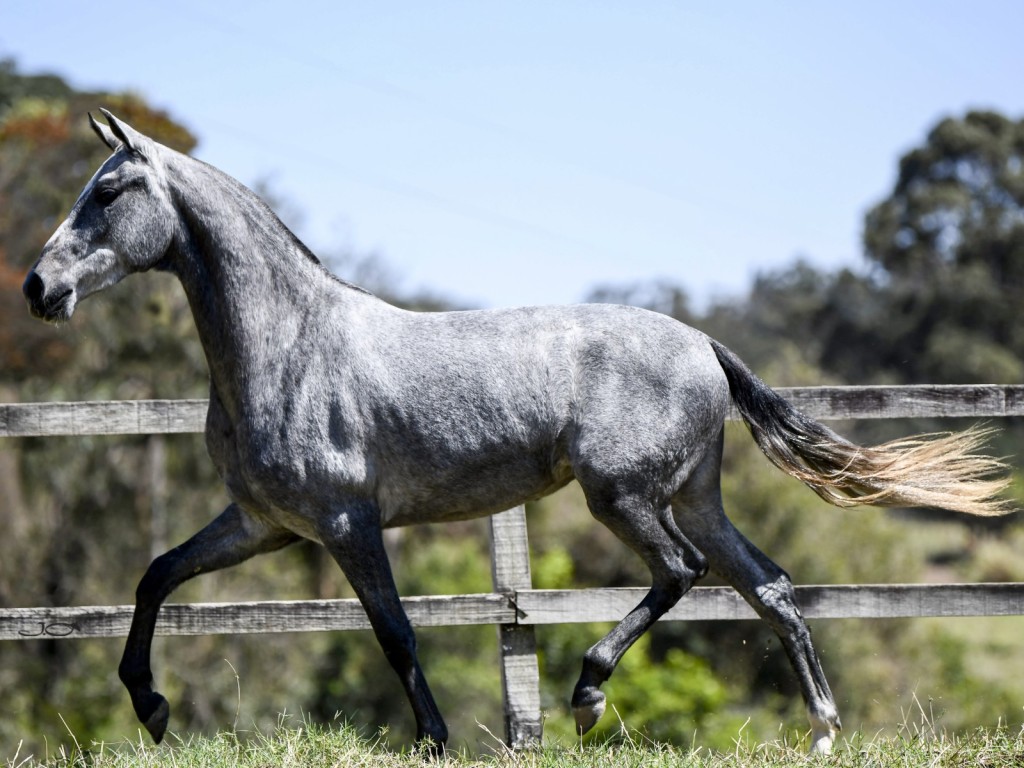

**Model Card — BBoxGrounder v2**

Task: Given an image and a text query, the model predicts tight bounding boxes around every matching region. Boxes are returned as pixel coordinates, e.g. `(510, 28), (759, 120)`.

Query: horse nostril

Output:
(23, 271), (74, 321)
(23, 271), (45, 311)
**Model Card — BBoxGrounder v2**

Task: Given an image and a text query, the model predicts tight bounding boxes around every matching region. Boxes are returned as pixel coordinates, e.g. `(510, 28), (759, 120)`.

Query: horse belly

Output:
(377, 443), (573, 527)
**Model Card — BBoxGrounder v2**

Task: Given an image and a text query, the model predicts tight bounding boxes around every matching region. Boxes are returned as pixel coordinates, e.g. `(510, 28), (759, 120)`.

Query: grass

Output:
(6, 718), (1024, 768)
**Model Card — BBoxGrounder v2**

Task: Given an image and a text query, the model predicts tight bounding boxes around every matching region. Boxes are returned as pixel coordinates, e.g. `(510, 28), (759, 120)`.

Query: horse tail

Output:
(707, 338), (1011, 517)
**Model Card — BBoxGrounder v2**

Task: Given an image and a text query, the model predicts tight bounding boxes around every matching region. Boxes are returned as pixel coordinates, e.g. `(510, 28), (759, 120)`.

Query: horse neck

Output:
(163, 153), (349, 412)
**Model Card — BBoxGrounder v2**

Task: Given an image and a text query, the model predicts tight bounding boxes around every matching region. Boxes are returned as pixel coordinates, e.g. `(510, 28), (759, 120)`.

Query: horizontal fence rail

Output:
(3, 584), (1023, 642)
(4, 385), (1024, 437)
(2, 386), (1022, 746)
(1, 594), (516, 640)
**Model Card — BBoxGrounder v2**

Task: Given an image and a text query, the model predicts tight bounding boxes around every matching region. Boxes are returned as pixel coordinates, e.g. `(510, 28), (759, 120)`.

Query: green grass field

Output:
(8, 720), (1023, 768)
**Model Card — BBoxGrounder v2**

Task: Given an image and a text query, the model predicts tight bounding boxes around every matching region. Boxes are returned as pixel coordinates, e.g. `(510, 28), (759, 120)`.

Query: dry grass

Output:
(7, 715), (1023, 768)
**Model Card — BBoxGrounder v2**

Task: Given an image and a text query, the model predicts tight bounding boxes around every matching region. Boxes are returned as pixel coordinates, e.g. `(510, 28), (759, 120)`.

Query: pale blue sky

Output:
(3, 1), (1023, 309)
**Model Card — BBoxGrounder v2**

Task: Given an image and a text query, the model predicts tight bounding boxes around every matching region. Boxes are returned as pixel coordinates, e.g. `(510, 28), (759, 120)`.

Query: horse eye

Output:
(96, 187), (121, 206)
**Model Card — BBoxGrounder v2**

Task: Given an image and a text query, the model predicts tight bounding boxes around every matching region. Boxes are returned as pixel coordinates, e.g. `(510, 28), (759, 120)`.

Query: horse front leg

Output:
(316, 504), (448, 753)
(119, 503), (298, 742)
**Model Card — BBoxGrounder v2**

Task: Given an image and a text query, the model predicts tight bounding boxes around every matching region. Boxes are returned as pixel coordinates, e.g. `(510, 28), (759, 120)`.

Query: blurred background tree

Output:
(1, 57), (1022, 757)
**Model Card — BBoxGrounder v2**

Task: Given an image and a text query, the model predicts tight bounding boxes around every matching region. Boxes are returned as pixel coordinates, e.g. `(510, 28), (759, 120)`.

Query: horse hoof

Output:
(572, 689), (606, 735)
(809, 710), (840, 754)
(141, 693), (170, 744)
(809, 730), (834, 755)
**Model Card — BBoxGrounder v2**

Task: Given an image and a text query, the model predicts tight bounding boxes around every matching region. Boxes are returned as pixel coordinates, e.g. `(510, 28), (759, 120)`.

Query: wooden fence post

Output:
(489, 506), (543, 748)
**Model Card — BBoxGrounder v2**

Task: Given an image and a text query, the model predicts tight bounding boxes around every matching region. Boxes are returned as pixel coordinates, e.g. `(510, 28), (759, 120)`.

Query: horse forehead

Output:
(72, 151), (166, 211)
(72, 158), (111, 209)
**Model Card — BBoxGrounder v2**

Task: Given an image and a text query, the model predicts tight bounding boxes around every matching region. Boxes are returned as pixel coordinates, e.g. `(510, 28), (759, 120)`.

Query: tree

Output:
(853, 111), (1024, 384)
(692, 112), (1024, 389)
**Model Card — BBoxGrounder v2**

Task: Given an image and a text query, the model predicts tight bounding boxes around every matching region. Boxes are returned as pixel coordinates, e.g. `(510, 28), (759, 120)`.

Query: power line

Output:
(198, 115), (624, 259)
(178, 1), (719, 216)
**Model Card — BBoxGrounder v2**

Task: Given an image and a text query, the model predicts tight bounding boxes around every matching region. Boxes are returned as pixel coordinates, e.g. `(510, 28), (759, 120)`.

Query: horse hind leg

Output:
(571, 482), (709, 735)
(742, 543), (841, 754)
(672, 433), (841, 754)
(721, 535), (839, 753)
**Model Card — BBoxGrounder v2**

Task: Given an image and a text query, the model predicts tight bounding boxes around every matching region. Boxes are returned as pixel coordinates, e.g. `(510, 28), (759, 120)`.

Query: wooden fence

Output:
(2, 385), (1024, 747)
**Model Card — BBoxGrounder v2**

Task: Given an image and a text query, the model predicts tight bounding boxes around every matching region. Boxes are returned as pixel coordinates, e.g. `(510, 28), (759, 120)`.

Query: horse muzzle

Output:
(23, 270), (75, 323)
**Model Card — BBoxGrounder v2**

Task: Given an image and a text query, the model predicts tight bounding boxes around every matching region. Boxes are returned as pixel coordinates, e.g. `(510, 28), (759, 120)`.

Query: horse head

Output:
(23, 110), (177, 323)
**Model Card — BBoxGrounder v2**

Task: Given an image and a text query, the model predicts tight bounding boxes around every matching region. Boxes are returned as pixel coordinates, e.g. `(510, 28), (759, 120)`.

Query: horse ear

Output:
(89, 112), (121, 151)
(98, 108), (150, 159)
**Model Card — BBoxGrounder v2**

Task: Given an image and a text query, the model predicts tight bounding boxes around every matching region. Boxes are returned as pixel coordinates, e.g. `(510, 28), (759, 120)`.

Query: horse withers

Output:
(23, 110), (1010, 754)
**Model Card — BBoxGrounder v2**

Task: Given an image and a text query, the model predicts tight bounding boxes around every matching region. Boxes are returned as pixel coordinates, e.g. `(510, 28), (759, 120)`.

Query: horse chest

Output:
(204, 398), (263, 507)
(205, 391), (370, 519)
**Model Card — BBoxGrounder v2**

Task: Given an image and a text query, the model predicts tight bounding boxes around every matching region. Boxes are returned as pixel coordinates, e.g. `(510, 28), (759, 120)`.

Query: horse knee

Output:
(685, 549), (709, 582)
(382, 637), (418, 672)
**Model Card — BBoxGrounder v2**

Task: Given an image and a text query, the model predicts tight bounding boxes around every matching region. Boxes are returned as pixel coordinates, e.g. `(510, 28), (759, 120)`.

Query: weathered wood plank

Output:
(795, 583), (1024, 618)
(0, 400), (208, 437)
(5, 584), (1021, 641)
(490, 507), (533, 594)
(514, 583), (1024, 624)
(489, 507), (543, 748)
(3, 387), (1022, 438)
(0, 594), (515, 641)
(516, 587), (757, 624)
(774, 385), (1024, 421)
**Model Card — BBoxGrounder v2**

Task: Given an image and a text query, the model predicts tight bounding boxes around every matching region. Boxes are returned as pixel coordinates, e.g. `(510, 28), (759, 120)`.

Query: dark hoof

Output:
(137, 691), (170, 744)
(571, 688), (606, 735)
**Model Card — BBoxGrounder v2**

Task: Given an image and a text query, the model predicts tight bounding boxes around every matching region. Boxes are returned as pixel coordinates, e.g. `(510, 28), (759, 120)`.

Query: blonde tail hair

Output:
(708, 339), (1011, 517)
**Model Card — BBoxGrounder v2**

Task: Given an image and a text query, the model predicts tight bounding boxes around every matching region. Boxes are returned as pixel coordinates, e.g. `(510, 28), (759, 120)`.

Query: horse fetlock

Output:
(117, 652), (142, 680)
(571, 686), (606, 735)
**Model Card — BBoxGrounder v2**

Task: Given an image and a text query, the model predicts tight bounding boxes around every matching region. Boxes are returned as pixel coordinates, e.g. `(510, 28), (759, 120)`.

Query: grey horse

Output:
(23, 111), (1008, 754)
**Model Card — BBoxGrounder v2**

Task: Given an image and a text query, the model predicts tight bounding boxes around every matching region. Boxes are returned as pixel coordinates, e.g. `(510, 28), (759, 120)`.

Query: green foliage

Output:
(598, 637), (733, 747)
(836, 112), (1024, 385)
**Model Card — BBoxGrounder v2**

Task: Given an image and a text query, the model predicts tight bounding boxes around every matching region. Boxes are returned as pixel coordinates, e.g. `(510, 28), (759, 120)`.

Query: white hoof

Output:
(572, 693), (606, 735)
(809, 728), (834, 755)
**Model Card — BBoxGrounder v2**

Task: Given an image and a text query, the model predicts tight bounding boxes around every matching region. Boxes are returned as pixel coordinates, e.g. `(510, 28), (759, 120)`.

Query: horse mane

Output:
(169, 150), (373, 296)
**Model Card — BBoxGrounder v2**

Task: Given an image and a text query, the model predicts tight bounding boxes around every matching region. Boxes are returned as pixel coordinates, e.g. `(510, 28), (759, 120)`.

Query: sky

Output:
(3, 1), (1024, 310)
